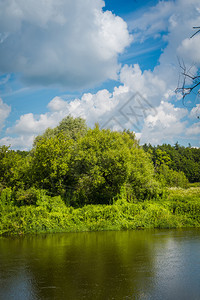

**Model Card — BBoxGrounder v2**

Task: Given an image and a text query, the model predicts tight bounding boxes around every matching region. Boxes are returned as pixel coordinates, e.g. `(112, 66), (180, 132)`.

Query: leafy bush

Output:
(157, 164), (189, 188)
(14, 187), (45, 206)
(0, 187), (13, 207)
(0, 188), (200, 236)
(69, 126), (162, 205)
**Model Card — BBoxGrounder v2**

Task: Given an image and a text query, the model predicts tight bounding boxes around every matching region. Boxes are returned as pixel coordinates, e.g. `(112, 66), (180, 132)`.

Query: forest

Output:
(0, 116), (200, 235)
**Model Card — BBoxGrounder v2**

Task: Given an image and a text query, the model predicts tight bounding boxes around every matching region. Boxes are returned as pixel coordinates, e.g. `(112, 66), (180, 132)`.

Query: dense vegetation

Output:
(0, 116), (199, 236)
(143, 142), (200, 183)
(0, 187), (200, 235)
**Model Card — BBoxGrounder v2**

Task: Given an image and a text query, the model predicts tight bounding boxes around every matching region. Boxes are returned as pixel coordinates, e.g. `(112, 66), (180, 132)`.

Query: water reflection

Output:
(0, 229), (200, 299)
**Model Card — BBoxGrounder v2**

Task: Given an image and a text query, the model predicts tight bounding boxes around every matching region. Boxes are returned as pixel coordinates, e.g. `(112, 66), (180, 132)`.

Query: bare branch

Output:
(176, 27), (200, 119)
(190, 26), (200, 38)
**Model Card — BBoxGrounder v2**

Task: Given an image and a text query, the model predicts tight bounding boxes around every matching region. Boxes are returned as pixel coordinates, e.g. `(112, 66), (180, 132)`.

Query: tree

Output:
(69, 126), (161, 206)
(154, 149), (171, 170)
(31, 133), (74, 195)
(176, 58), (200, 112)
(143, 143), (200, 183)
(31, 118), (162, 205)
(0, 146), (29, 189)
(176, 27), (200, 119)
(56, 115), (88, 140)
(157, 164), (189, 188)
(34, 115), (88, 146)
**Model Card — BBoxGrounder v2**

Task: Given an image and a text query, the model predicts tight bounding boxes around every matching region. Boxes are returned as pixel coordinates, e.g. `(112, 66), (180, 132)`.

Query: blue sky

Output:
(0, 0), (200, 149)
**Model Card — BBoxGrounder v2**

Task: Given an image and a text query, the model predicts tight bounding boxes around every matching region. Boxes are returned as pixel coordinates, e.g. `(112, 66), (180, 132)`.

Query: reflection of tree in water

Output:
(0, 231), (168, 299)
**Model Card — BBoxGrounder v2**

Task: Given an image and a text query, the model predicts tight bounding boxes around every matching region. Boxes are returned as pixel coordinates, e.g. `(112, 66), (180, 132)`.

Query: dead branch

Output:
(190, 26), (200, 38)
(176, 27), (200, 119)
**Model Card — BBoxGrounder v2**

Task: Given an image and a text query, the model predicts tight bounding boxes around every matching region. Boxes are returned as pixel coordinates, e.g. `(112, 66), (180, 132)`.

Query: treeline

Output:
(1, 115), (199, 208)
(143, 143), (200, 183)
(0, 116), (163, 207)
(0, 116), (200, 235)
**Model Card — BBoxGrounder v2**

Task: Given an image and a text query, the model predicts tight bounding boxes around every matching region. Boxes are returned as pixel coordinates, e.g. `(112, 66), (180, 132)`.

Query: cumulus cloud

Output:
(1, 0), (200, 149)
(119, 64), (170, 105)
(6, 112), (61, 135)
(0, 0), (132, 89)
(189, 104), (200, 119)
(0, 135), (35, 151)
(2, 63), (184, 149)
(129, 0), (200, 93)
(186, 121), (200, 136)
(5, 63), (168, 136)
(0, 98), (11, 131)
(140, 101), (188, 145)
(178, 35), (200, 66)
(129, 1), (175, 42)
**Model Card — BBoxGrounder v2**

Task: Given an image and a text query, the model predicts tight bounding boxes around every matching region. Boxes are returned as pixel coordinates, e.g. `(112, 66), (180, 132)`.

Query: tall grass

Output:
(0, 187), (200, 236)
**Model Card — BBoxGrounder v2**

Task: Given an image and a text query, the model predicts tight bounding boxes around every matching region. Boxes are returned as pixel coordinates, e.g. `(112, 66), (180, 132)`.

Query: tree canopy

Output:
(0, 116), (199, 210)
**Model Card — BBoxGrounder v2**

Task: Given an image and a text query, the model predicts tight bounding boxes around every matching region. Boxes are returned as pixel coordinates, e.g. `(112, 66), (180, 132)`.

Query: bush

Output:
(158, 164), (189, 188)
(0, 187), (13, 207)
(14, 187), (45, 206)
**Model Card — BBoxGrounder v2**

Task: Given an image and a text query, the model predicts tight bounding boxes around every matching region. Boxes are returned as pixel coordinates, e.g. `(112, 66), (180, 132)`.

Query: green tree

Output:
(56, 115), (88, 140)
(158, 164), (189, 188)
(31, 133), (74, 196)
(154, 149), (171, 170)
(143, 143), (200, 183)
(34, 115), (88, 146)
(69, 126), (161, 206)
(0, 146), (29, 189)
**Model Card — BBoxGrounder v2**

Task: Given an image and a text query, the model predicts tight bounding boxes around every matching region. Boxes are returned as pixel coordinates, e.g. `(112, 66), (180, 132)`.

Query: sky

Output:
(0, 0), (200, 150)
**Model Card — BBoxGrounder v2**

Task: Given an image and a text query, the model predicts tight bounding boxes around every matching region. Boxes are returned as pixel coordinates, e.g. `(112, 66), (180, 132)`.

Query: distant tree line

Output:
(143, 142), (200, 183)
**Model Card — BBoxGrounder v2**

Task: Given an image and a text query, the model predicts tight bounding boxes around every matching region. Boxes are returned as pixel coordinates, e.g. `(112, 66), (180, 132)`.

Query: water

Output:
(0, 229), (200, 300)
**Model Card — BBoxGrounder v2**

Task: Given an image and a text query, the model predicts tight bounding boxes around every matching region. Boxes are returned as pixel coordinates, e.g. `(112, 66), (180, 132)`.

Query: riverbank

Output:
(0, 187), (200, 236)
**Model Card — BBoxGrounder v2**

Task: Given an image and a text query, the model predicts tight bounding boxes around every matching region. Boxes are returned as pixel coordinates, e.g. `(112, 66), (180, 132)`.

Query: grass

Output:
(0, 187), (200, 236)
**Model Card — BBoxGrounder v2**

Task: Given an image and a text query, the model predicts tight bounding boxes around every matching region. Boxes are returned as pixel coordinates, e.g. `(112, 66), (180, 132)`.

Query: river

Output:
(0, 229), (200, 299)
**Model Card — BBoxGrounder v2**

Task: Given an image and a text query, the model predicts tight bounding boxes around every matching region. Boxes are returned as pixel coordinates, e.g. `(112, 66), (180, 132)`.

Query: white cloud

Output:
(0, 98), (11, 131)
(140, 101), (188, 145)
(129, 1), (175, 42)
(0, 135), (35, 151)
(186, 122), (200, 136)
(178, 35), (200, 66)
(1, 0), (200, 149)
(0, 0), (132, 89)
(2, 64), (184, 149)
(129, 0), (200, 93)
(119, 64), (169, 105)
(189, 104), (200, 119)
(155, 0), (200, 85)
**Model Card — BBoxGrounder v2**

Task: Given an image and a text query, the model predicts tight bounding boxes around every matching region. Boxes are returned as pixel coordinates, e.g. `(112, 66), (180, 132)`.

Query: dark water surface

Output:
(0, 229), (200, 300)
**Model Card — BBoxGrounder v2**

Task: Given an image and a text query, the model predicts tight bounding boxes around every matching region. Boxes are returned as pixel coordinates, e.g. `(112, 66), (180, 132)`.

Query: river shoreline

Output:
(1, 187), (200, 236)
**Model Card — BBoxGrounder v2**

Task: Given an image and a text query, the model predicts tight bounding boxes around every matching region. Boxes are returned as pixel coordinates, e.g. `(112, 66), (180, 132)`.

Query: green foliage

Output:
(128, 148), (163, 201)
(0, 187), (13, 207)
(70, 127), (132, 205)
(163, 187), (200, 226)
(36, 194), (67, 212)
(34, 115), (88, 145)
(56, 115), (88, 140)
(14, 187), (45, 206)
(157, 164), (189, 188)
(0, 115), (199, 236)
(154, 149), (171, 167)
(31, 132), (74, 194)
(0, 187), (199, 236)
(30, 123), (162, 207)
(69, 126), (161, 206)
(143, 143), (200, 183)
(0, 146), (29, 188)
